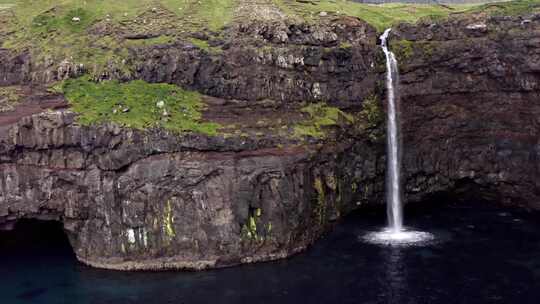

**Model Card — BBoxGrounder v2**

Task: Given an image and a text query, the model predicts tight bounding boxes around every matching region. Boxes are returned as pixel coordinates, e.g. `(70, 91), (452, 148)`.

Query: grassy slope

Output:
(273, 0), (540, 31)
(468, 0), (540, 15)
(273, 0), (468, 31)
(0, 0), (234, 28)
(0, 0), (235, 78)
(62, 77), (219, 135)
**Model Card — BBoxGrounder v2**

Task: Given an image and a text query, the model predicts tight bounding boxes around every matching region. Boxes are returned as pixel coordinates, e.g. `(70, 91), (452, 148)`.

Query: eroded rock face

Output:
(2, 12), (540, 270)
(0, 110), (383, 270)
(0, 16), (387, 270)
(393, 14), (540, 208)
(0, 16), (379, 105)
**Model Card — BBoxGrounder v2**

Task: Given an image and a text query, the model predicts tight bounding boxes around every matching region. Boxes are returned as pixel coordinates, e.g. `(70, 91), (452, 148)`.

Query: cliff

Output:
(393, 13), (540, 208)
(1, 0), (540, 270)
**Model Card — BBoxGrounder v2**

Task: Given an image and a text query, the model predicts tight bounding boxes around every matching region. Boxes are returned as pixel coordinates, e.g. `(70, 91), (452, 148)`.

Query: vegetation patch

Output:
(125, 35), (175, 47)
(241, 208), (268, 243)
(272, 0), (475, 32)
(163, 200), (176, 239)
(313, 177), (326, 225)
(0, 86), (23, 113)
(0, 0), (235, 77)
(419, 41), (436, 58)
(61, 77), (220, 135)
(339, 42), (352, 50)
(188, 37), (222, 54)
(357, 94), (384, 142)
(393, 39), (414, 62)
(469, 0), (540, 16)
(272, 0), (540, 32)
(294, 103), (354, 139)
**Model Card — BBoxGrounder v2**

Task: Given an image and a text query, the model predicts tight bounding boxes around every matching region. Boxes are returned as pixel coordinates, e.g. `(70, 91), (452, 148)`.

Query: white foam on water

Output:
(362, 228), (435, 247)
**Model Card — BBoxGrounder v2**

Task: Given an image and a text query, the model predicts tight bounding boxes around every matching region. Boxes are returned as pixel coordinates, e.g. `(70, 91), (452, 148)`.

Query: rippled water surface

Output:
(2, 203), (540, 304)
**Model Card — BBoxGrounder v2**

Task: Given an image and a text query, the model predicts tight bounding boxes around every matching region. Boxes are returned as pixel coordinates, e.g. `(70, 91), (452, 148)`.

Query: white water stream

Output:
(362, 28), (434, 246)
(380, 28), (403, 233)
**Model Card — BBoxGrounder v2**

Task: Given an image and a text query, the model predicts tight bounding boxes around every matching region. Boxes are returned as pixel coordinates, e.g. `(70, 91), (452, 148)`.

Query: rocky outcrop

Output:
(0, 108), (382, 270)
(0, 15), (388, 270)
(393, 13), (540, 208)
(0, 16), (379, 104)
(2, 10), (540, 271)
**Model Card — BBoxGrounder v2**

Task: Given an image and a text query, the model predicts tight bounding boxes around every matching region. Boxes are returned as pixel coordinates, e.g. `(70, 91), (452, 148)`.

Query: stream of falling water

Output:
(362, 28), (434, 246)
(380, 28), (403, 232)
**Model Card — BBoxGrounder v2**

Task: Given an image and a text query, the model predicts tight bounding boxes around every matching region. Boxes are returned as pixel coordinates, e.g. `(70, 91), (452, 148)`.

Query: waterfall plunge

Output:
(361, 29), (435, 246)
(380, 28), (403, 233)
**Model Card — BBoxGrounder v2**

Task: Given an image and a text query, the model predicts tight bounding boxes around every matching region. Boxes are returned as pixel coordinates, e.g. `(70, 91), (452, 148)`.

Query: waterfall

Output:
(362, 29), (435, 246)
(380, 28), (403, 232)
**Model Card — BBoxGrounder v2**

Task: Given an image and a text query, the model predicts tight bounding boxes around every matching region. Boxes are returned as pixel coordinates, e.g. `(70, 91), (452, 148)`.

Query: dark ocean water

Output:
(1, 203), (540, 304)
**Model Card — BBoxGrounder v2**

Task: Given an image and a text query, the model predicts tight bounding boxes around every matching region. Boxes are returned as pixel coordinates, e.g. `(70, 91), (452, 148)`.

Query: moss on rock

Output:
(61, 77), (220, 135)
(0, 86), (23, 113)
(294, 103), (354, 139)
(393, 39), (414, 62)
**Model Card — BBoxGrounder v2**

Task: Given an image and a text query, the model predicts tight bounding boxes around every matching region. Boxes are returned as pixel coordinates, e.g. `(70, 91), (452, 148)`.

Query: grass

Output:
(272, 0), (540, 32)
(0, 0), (233, 25)
(0, 86), (22, 113)
(188, 37), (222, 53)
(469, 0), (540, 15)
(272, 0), (472, 31)
(0, 0), (235, 78)
(2, 0), (235, 31)
(356, 94), (384, 141)
(1, 0), (537, 75)
(61, 77), (220, 135)
(392, 39), (414, 61)
(294, 103), (354, 139)
(125, 35), (176, 47)
(173, 0), (235, 32)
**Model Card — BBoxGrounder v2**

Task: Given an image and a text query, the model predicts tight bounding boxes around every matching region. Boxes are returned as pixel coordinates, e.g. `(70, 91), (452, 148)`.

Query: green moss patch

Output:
(357, 94), (384, 142)
(62, 77), (219, 135)
(294, 103), (354, 139)
(241, 208), (269, 243)
(188, 37), (222, 54)
(393, 39), (414, 61)
(0, 86), (23, 113)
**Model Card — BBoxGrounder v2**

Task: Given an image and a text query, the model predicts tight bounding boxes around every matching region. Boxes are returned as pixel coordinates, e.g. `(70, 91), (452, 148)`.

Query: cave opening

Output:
(0, 219), (76, 261)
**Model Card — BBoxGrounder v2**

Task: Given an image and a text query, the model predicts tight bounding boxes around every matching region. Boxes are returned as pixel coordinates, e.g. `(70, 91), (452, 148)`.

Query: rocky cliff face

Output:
(0, 16), (385, 270)
(393, 13), (540, 208)
(1, 10), (540, 270)
(0, 110), (381, 270)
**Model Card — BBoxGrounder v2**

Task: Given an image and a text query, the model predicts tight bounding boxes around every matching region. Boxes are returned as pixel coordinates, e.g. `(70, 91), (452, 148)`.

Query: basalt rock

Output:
(393, 13), (540, 208)
(2, 11), (540, 271)
(0, 106), (383, 270)
(0, 16), (379, 104)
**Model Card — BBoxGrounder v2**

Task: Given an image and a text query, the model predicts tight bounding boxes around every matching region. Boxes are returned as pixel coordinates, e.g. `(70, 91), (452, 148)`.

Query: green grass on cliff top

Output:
(274, 0), (468, 31)
(61, 77), (219, 135)
(0, 0), (235, 78)
(274, 0), (540, 31)
(0, 0), (234, 30)
(469, 0), (540, 15)
(2, 0), (539, 37)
